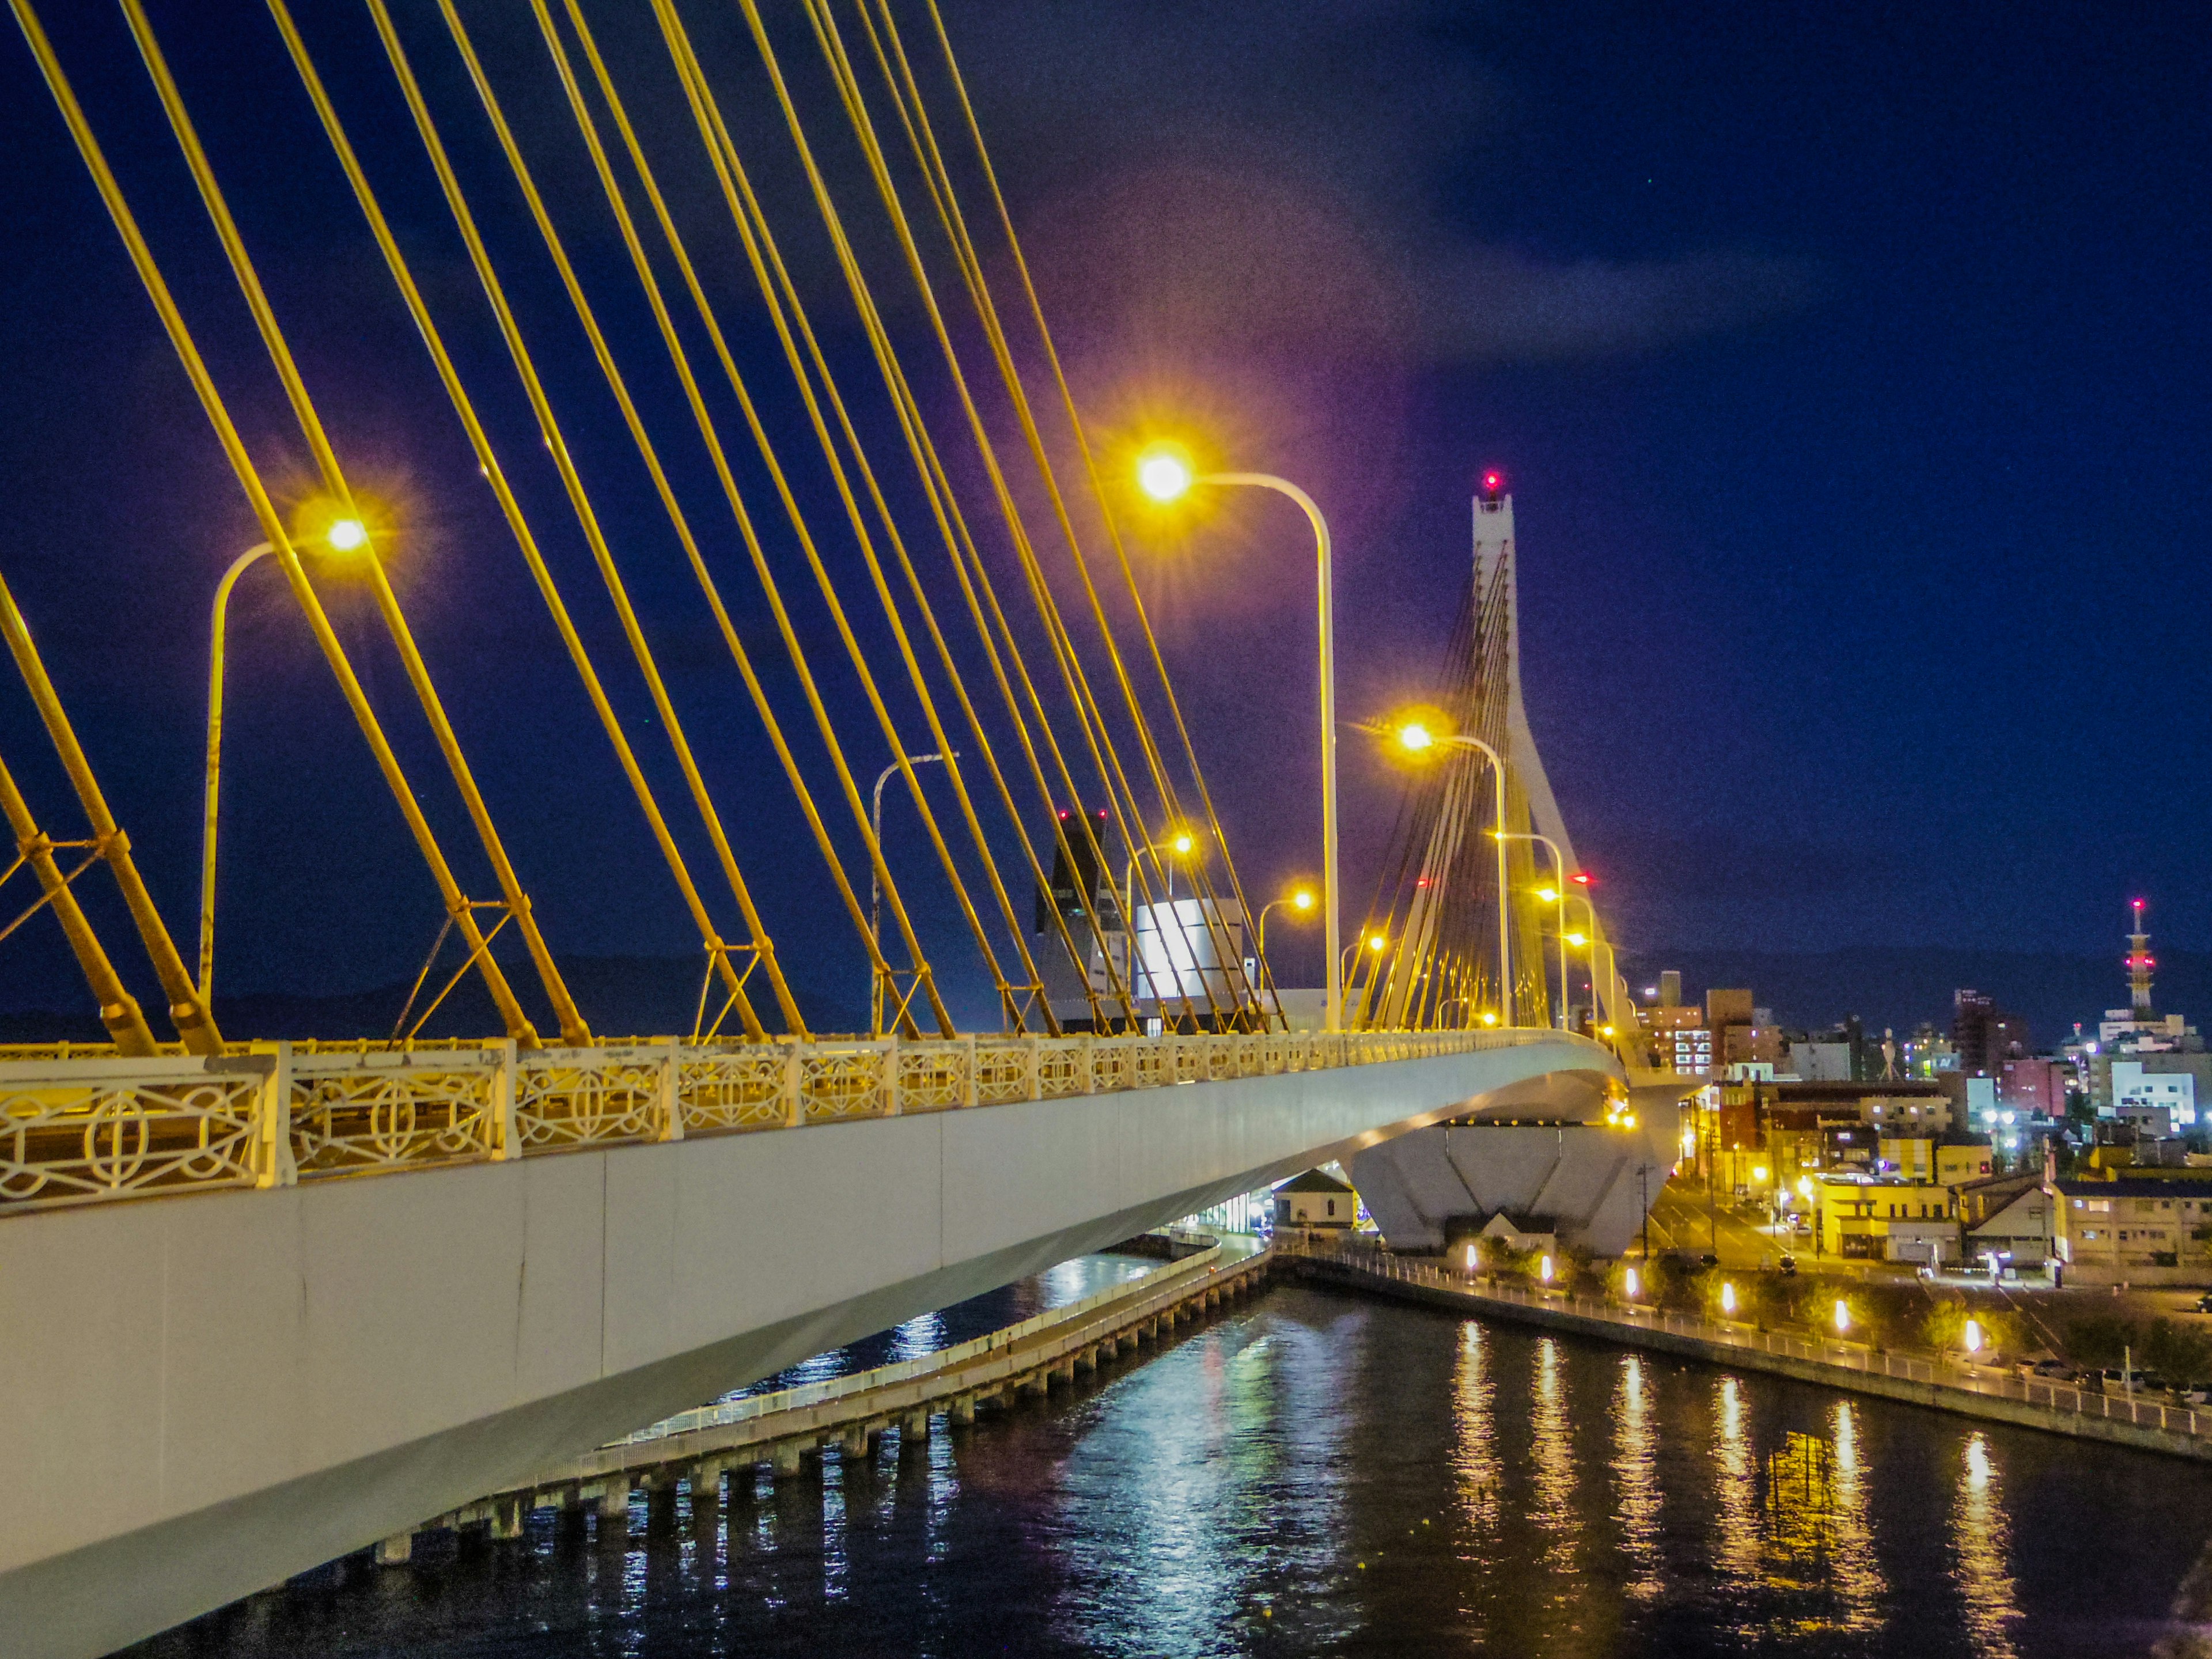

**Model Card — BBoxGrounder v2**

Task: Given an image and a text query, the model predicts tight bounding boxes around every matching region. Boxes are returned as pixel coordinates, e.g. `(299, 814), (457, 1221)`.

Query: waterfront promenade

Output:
(1283, 1234), (2212, 1463)
(374, 1232), (1271, 1562)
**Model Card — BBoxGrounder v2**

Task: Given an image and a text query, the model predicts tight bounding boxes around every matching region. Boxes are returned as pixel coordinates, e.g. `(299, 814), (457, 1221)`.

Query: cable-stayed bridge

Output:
(0, 3), (1669, 1652)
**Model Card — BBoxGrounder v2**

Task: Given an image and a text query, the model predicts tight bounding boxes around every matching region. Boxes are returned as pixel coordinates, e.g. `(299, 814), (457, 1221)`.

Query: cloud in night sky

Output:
(945, 0), (1816, 362)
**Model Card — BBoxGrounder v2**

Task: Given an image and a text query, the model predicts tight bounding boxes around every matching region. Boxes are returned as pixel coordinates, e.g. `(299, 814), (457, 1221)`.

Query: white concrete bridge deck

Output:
(0, 1027), (1621, 1657)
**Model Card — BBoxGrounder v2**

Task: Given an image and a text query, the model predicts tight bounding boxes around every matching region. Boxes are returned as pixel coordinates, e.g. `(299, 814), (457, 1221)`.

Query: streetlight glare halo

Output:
(1137, 449), (1194, 503)
(326, 517), (369, 553)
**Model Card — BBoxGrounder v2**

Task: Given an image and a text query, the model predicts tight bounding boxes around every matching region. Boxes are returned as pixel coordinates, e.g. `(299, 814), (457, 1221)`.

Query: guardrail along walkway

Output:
(372, 1233), (1273, 1563)
(0, 1028), (1558, 1216)
(1282, 1236), (2212, 1464)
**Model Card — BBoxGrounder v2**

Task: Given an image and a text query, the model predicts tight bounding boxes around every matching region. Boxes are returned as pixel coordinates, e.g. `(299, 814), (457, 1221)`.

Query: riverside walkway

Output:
(384, 1232), (1273, 1560)
(1283, 1235), (2212, 1463)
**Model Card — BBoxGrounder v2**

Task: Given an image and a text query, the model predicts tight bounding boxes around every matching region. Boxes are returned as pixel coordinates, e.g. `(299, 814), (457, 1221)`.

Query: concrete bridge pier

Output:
(374, 1533), (412, 1567)
(950, 1396), (977, 1426)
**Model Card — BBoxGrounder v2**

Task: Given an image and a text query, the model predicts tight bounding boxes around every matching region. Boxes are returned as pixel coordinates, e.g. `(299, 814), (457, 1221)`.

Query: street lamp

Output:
(1338, 933), (1389, 1013)
(200, 516), (372, 999)
(1385, 715), (1513, 1026)
(1137, 448), (1340, 1031)
(870, 752), (953, 1035)
(1256, 885), (1316, 959)
(1497, 828), (1566, 1029)
(1255, 885), (1316, 1025)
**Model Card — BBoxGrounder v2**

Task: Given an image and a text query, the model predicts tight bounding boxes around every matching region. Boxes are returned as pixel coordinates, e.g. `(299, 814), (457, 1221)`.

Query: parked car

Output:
(2015, 1358), (2071, 1381)
(2194, 1293), (2212, 1315)
(1778, 1253), (1798, 1277)
(1699, 1252), (1720, 1268)
(2099, 1368), (2154, 1393)
(2172, 1383), (2210, 1406)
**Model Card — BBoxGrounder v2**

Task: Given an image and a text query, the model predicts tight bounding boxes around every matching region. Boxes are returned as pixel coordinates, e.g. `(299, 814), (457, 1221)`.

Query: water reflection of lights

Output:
(893, 1312), (948, 1363)
(1052, 1319), (1353, 1655)
(1452, 1321), (1501, 1532)
(1952, 1434), (2023, 1658)
(1613, 1355), (1662, 1600)
(1828, 1402), (1884, 1631)
(1531, 1338), (1580, 1574)
(1712, 1377), (1762, 1588)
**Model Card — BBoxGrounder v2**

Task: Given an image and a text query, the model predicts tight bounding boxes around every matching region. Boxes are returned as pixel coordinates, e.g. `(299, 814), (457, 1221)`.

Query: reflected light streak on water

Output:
(1613, 1353), (1662, 1601)
(1830, 1400), (1885, 1632)
(1531, 1337), (1580, 1572)
(1712, 1375), (1762, 1594)
(1954, 1432), (2024, 1659)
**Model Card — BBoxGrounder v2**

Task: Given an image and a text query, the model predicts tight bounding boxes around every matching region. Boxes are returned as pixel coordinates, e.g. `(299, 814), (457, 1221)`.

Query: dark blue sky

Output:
(0, 1), (2205, 1034)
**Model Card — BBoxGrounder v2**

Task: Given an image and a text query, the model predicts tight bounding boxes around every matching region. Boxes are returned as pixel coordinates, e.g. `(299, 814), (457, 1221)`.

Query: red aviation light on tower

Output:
(1479, 469), (1505, 501)
(1570, 872), (1593, 887)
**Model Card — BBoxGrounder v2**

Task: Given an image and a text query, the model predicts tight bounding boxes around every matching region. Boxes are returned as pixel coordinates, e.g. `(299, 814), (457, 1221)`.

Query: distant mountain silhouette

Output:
(5, 945), (2188, 1058)
(1620, 946), (2211, 1048)
(0, 955), (867, 1047)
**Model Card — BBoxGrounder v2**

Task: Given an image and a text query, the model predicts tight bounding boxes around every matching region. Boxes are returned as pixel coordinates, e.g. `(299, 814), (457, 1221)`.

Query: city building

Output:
(1817, 1171), (1959, 1264)
(1998, 1056), (2066, 1118)
(1274, 1169), (1357, 1229)
(1876, 1134), (1994, 1188)
(1952, 989), (2029, 1076)
(2052, 1175), (2212, 1281)
(1956, 1173), (2054, 1268)
(1645, 1002), (1712, 1075)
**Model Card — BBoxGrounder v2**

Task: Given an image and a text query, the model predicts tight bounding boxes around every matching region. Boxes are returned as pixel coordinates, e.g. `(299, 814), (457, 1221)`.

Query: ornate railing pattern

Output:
(0, 1027), (1570, 1217)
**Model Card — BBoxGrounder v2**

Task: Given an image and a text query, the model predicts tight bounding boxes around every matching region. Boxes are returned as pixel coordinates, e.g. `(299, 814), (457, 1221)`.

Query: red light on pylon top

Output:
(1571, 872), (1593, 886)
(1479, 469), (1505, 498)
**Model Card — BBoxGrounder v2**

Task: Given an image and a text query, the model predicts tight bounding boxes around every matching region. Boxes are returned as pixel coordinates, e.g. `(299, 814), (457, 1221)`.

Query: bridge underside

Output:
(0, 1036), (1613, 1658)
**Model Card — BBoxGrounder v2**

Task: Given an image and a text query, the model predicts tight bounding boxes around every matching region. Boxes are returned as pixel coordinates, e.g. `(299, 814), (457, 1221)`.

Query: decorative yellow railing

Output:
(0, 1027), (1576, 1217)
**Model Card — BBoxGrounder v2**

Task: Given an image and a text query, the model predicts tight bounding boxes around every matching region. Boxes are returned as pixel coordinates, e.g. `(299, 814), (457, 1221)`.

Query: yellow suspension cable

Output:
(650, 4), (1138, 1029)
(275, 0), (799, 1039)
(548, 0), (1073, 1035)
(556, 3), (1113, 1035)
(732, 0), (1213, 1029)
(896, 0), (1274, 1024)
(815, 0), (1243, 1028)
(421, 0), (950, 1038)
(358, 0), (813, 1040)
(524, 0), (1021, 1033)
(122, 0), (589, 1046)
(9, 0), (538, 1047)
(0, 739), (158, 1054)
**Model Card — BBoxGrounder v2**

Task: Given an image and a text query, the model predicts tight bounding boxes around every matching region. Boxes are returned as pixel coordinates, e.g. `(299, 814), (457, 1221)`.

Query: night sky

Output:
(0, 2), (2205, 1037)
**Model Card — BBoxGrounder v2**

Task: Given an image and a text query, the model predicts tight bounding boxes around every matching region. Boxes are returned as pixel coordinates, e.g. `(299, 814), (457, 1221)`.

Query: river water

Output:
(136, 1279), (2212, 1658)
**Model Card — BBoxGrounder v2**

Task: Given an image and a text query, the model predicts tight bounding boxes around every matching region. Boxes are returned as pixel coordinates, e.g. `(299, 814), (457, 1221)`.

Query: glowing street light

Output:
(1834, 1300), (1851, 1334)
(1137, 449), (1194, 503)
(1256, 885), (1318, 957)
(1137, 445), (1341, 1030)
(1539, 1254), (1555, 1284)
(1624, 1267), (1640, 1298)
(1964, 1319), (1984, 1355)
(1499, 826), (1570, 1029)
(1382, 712), (1513, 1025)
(1719, 1281), (1737, 1317)
(200, 511), (379, 999)
(1255, 884), (1319, 1023)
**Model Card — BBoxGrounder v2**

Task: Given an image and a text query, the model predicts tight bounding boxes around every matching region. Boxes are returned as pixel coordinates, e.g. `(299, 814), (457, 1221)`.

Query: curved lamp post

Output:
(1137, 451), (1340, 1032)
(870, 751), (952, 1035)
(1497, 828), (1567, 1029)
(200, 516), (370, 999)
(1388, 718), (1514, 1027)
